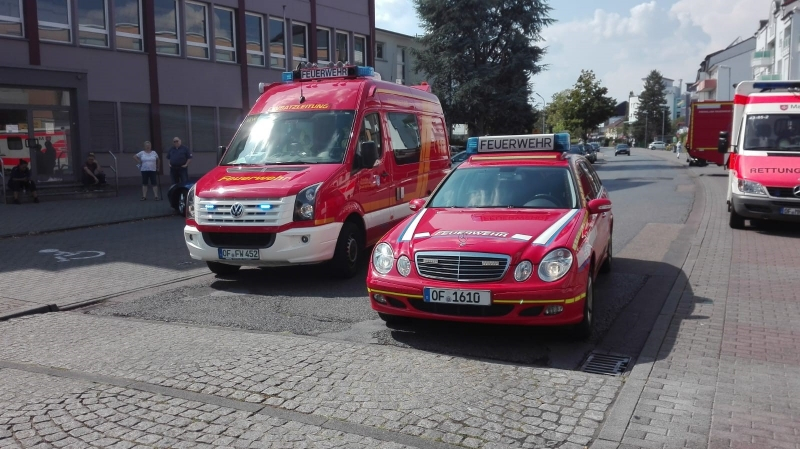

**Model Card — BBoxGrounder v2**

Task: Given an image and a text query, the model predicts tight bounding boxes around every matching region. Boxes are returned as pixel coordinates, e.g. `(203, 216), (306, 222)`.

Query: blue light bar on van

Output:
(281, 64), (376, 83)
(259, 204), (273, 210)
(205, 204), (216, 211)
(465, 133), (571, 154)
(753, 82), (800, 90)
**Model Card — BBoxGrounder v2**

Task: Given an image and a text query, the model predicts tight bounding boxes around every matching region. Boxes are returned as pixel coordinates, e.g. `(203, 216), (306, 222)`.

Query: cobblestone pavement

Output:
(0, 368), (412, 449)
(0, 313), (622, 448)
(594, 150), (800, 448)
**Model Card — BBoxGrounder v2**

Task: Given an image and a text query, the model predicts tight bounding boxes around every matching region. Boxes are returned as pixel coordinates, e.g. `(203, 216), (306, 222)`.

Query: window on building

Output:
(396, 47), (405, 83)
(185, 1), (208, 59)
(245, 13), (264, 66)
(0, 0), (23, 37)
(316, 27), (330, 63)
(77, 0), (108, 46)
(190, 106), (215, 152)
(38, 0), (71, 42)
(154, 0), (179, 55)
(219, 107), (242, 148)
(214, 6), (235, 62)
(375, 42), (384, 60)
(290, 22), (307, 64)
(89, 101), (118, 152)
(120, 102), (150, 153)
(160, 105), (188, 154)
(114, 0), (141, 50)
(353, 34), (366, 66)
(335, 31), (348, 63)
(387, 113), (421, 165)
(268, 16), (285, 69)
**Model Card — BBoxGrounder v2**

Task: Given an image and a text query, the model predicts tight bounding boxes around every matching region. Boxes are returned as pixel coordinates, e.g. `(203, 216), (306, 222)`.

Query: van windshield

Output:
(743, 114), (800, 151)
(221, 110), (355, 165)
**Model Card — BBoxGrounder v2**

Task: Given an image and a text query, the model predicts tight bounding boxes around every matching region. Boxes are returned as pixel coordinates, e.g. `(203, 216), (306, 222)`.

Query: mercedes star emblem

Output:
(230, 203), (245, 218)
(458, 232), (467, 247)
(794, 185), (800, 198)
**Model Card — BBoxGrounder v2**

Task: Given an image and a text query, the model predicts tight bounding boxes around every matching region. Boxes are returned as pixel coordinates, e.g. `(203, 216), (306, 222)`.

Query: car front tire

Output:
(329, 222), (364, 279)
(574, 274), (594, 340)
(729, 207), (745, 229)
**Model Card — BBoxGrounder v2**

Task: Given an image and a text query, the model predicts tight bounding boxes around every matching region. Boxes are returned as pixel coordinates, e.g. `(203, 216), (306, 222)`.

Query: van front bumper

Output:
(184, 222), (343, 266)
(731, 194), (800, 222)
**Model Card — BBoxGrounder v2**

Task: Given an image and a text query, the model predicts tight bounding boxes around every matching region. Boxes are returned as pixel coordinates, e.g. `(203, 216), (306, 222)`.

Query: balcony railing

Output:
(752, 50), (775, 68)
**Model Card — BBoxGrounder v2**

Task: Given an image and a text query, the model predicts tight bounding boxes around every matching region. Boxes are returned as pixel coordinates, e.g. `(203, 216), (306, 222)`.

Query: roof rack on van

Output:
(280, 62), (375, 83)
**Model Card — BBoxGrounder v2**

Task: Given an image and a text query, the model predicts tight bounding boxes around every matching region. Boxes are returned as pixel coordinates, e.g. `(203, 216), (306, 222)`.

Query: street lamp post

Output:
(535, 92), (546, 133)
(661, 106), (667, 143)
(644, 112), (649, 147)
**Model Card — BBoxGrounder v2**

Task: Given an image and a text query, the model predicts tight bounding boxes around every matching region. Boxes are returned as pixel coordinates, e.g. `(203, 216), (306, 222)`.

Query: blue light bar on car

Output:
(753, 82), (800, 90)
(465, 133), (571, 154)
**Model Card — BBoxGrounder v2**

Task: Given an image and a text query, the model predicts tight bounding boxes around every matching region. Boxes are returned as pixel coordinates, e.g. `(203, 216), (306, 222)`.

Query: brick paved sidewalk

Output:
(593, 163), (800, 448)
(0, 185), (178, 239)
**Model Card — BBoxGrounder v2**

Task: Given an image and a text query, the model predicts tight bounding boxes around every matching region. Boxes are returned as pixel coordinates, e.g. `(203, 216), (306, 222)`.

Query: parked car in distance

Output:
(589, 142), (600, 152)
(450, 151), (469, 168)
(649, 141), (666, 150)
(614, 144), (630, 156)
(570, 144), (596, 163)
(168, 180), (196, 216)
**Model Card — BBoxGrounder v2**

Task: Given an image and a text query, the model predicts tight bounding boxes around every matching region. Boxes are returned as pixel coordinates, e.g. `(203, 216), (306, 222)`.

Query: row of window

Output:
(88, 101), (242, 156)
(0, 0), (367, 68)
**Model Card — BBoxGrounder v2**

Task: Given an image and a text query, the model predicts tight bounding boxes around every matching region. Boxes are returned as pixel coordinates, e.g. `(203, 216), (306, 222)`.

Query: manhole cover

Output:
(580, 353), (630, 376)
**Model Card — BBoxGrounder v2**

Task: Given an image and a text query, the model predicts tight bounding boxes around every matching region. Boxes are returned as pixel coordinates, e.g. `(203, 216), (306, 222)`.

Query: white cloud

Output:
(375, 0), (767, 106)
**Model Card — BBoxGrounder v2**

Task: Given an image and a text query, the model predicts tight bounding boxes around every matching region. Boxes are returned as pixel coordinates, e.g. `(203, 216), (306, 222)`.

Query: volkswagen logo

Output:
(230, 203), (245, 218)
(794, 186), (800, 198)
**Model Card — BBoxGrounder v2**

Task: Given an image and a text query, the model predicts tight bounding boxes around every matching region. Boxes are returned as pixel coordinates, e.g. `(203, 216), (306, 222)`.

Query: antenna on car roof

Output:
(296, 62), (306, 104)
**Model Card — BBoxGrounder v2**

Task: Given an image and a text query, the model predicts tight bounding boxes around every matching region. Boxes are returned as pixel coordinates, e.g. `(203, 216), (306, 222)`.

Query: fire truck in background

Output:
(685, 101), (733, 167)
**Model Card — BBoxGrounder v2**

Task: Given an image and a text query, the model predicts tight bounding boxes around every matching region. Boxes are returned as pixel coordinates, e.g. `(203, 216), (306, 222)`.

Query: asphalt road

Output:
(78, 147), (699, 372)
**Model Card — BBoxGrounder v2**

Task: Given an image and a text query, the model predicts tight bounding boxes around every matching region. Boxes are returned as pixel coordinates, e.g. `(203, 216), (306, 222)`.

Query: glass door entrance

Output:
(32, 109), (72, 181)
(0, 108), (29, 177)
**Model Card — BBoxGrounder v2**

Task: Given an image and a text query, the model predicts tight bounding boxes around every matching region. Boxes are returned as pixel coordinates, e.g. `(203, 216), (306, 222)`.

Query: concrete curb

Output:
(0, 304), (60, 321)
(0, 212), (176, 240)
(591, 149), (709, 448)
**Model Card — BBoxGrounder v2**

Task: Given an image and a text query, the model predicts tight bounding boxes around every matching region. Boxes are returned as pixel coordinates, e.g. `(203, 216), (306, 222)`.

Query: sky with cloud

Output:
(375, 0), (767, 108)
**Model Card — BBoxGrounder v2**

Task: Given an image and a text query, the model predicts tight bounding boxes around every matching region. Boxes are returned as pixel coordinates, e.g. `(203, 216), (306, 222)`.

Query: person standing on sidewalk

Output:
(676, 141), (682, 158)
(167, 137), (192, 185)
(134, 141), (160, 201)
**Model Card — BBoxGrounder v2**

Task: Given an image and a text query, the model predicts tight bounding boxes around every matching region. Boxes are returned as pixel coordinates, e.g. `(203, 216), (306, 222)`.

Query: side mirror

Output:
(360, 141), (378, 168)
(409, 198), (426, 211)
(217, 145), (226, 164)
(588, 198), (612, 215)
(717, 132), (729, 154)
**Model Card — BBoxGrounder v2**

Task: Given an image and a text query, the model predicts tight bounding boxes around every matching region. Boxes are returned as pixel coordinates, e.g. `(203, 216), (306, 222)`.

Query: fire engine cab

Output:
(719, 81), (800, 228)
(183, 64), (450, 278)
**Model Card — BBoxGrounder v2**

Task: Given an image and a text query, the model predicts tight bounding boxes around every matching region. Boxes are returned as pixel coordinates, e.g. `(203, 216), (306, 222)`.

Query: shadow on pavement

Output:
(750, 220), (800, 239)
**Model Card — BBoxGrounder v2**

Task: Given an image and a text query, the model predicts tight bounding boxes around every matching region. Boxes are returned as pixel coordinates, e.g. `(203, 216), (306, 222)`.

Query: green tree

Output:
(633, 70), (672, 144)
(413, 0), (554, 136)
(563, 70), (616, 142)
(544, 89), (580, 135)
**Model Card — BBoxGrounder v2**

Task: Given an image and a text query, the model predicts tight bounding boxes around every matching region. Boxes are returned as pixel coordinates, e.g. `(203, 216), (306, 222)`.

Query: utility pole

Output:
(535, 92), (546, 133)
(662, 106), (667, 143)
(644, 112), (649, 146)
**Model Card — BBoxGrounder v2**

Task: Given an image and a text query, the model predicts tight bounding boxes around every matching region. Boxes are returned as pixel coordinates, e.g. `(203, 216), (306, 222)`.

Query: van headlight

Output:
(538, 248), (573, 282)
(372, 243), (394, 274)
(186, 186), (196, 219)
(737, 179), (767, 196)
(294, 183), (322, 221)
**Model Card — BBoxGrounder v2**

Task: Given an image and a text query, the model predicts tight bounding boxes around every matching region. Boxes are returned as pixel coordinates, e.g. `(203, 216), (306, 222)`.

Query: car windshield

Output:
(616, 145), (628, 149)
(428, 166), (578, 209)
(220, 111), (356, 165)
(743, 113), (800, 151)
(567, 145), (584, 154)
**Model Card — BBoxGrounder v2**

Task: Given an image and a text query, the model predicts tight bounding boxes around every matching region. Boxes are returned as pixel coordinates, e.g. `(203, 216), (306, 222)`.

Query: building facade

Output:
(373, 27), (425, 86)
(752, 0), (800, 81)
(0, 0), (374, 184)
(627, 77), (682, 124)
(689, 37), (756, 102)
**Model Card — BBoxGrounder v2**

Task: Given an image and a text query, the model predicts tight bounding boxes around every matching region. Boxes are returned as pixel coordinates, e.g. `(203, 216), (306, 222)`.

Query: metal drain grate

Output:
(580, 353), (630, 376)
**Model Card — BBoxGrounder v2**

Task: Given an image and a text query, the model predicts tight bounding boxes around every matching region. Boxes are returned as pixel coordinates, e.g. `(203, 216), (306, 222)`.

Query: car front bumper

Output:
(184, 222), (343, 266)
(367, 275), (587, 326)
(730, 194), (800, 223)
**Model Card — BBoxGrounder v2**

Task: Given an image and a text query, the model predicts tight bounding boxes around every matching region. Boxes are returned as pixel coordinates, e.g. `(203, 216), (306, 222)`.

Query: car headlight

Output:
(294, 183), (322, 221)
(372, 243), (394, 275)
(514, 260), (533, 282)
(737, 179), (767, 196)
(186, 186), (196, 219)
(538, 248), (573, 282)
(397, 255), (411, 277)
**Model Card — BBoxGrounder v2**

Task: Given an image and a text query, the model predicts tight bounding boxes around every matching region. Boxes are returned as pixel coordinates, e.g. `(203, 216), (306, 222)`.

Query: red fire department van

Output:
(719, 81), (800, 228)
(686, 101), (732, 167)
(184, 64), (450, 278)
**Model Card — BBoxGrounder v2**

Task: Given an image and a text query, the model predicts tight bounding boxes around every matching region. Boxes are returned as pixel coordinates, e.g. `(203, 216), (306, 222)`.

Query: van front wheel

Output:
(330, 222), (363, 279)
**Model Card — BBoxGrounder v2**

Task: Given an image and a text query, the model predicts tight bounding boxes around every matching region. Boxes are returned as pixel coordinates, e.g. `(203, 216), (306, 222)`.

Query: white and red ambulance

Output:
(184, 64), (450, 278)
(719, 81), (800, 228)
